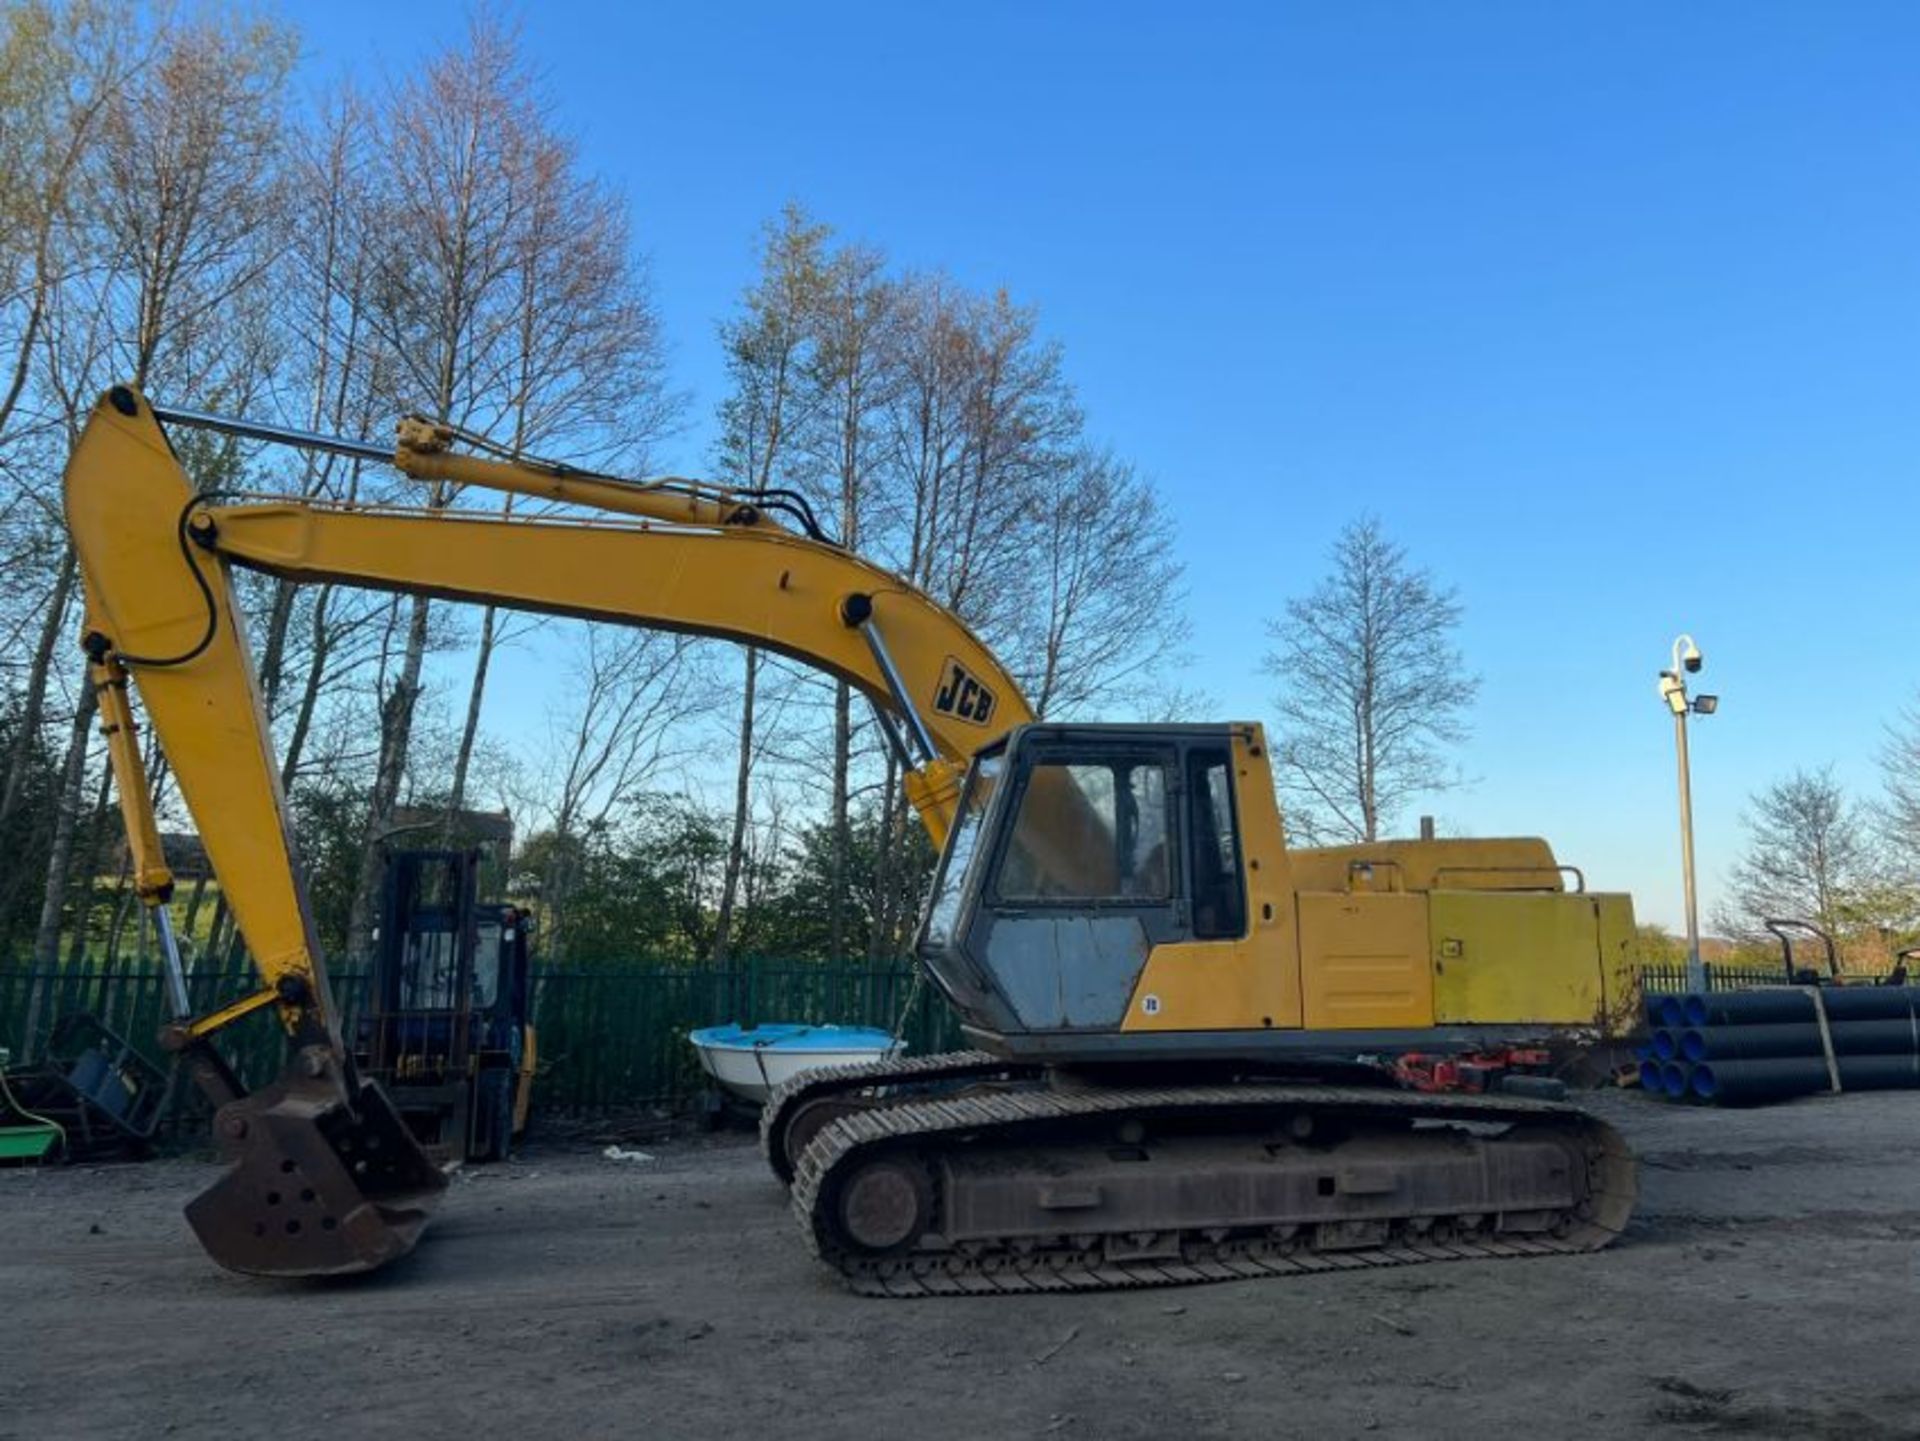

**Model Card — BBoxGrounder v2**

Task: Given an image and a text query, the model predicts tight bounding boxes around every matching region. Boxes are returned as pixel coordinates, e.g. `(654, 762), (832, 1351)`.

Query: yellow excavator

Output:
(63, 384), (1638, 1291)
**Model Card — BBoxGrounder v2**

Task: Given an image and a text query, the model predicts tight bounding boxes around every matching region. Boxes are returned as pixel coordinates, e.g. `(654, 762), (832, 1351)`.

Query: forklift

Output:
(357, 849), (535, 1163)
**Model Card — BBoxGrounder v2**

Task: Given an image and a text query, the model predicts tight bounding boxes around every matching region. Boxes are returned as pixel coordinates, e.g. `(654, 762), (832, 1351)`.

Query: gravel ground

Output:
(5, 1089), (1920, 1440)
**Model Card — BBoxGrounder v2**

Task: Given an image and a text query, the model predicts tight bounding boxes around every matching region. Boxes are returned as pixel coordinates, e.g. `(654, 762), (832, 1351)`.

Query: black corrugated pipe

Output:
(1689, 1054), (1920, 1105)
(1682, 986), (1920, 1028)
(1661, 1061), (1692, 1099)
(1680, 1019), (1920, 1062)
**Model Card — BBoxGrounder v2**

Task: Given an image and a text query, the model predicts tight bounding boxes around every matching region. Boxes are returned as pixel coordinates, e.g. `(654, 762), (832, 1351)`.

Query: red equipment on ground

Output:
(1393, 1047), (1553, 1094)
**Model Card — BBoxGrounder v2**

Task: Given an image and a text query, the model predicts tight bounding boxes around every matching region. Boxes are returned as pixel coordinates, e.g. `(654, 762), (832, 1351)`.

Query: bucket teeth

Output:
(184, 1067), (446, 1277)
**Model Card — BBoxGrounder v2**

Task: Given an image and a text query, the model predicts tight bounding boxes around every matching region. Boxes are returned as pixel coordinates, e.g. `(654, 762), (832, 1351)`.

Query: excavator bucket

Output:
(184, 1065), (447, 1277)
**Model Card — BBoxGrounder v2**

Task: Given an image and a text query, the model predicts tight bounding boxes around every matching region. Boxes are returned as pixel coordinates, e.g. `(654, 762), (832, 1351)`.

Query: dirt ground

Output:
(5, 1089), (1920, 1441)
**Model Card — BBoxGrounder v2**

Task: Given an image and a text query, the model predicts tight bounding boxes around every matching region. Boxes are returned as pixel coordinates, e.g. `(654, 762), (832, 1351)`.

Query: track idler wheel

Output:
(777, 1097), (865, 1178)
(832, 1153), (933, 1255)
(184, 1061), (447, 1277)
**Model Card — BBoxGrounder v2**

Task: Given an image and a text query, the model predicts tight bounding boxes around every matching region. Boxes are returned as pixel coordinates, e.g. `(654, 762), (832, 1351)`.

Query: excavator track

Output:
(790, 1083), (1635, 1297)
(759, 1049), (1040, 1184)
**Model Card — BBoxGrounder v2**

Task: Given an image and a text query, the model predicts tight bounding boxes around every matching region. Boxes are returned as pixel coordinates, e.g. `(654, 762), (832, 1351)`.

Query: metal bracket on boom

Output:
(839, 593), (938, 765)
(161, 984), (285, 1048)
(837, 592), (969, 845)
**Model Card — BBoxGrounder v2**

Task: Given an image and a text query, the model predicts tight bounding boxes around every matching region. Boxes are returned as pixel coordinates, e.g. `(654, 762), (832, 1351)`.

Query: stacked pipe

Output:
(1637, 987), (1920, 1105)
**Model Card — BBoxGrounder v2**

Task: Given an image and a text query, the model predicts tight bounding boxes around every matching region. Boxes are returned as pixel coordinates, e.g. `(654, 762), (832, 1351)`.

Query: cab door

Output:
(1121, 736), (1305, 1033)
(973, 743), (1182, 1031)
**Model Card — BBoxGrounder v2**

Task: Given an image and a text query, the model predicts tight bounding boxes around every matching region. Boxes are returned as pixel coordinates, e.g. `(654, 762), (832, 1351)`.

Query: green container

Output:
(0, 1123), (59, 1162)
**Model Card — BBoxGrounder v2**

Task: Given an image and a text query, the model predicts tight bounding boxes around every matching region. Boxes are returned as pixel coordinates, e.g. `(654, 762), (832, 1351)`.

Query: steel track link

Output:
(758, 1049), (1033, 1183)
(790, 1084), (1637, 1298)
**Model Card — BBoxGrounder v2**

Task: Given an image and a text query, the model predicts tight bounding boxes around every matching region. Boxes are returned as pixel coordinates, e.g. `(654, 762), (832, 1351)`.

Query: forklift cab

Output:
(358, 849), (534, 1162)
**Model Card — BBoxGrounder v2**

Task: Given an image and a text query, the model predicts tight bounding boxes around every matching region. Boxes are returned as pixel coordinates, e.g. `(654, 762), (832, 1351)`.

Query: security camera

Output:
(1680, 639), (1702, 673)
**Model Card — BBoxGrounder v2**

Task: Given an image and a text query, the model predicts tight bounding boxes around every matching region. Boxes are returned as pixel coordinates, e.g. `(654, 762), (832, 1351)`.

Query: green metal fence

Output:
(0, 954), (960, 1131)
(531, 959), (960, 1113)
(1638, 961), (1900, 995)
(1637, 962), (1793, 995)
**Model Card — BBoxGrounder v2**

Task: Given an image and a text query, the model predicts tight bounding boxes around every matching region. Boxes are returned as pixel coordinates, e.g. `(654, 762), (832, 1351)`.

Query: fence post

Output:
(18, 965), (50, 1063)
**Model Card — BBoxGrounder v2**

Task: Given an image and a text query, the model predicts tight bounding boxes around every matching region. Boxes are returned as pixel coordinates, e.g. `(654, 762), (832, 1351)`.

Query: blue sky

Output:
(288, 2), (1920, 930)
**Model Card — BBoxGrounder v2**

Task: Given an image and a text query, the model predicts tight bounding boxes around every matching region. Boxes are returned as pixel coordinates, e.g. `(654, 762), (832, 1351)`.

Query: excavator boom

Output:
(62, 384), (1031, 1276)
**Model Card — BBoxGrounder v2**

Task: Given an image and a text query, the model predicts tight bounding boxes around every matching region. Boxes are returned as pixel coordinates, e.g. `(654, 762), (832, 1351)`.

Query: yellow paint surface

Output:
(1300, 893), (1434, 1029)
(1429, 892), (1606, 1025)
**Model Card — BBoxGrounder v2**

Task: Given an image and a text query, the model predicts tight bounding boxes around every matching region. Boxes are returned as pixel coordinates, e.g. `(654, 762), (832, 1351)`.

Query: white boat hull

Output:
(691, 1032), (902, 1103)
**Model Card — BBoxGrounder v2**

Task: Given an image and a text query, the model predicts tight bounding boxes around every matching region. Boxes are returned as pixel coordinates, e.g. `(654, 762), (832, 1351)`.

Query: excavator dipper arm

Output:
(60, 384), (1031, 1276)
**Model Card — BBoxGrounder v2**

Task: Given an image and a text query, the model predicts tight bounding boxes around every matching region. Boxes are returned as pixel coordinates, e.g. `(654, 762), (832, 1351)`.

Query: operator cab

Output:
(917, 724), (1250, 1050)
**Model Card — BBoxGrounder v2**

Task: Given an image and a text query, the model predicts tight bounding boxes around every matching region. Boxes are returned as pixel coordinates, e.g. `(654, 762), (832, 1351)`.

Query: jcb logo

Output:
(933, 657), (996, 727)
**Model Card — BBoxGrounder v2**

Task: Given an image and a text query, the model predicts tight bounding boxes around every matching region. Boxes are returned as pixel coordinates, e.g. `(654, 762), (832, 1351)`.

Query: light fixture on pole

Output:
(1657, 634), (1718, 990)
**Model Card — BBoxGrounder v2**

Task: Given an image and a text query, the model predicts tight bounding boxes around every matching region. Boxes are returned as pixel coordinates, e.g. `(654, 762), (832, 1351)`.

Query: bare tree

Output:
(864, 271), (976, 955)
(342, 19), (529, 954)
(0, 1), (145, 875)
(250, 85), (396, 749)
(0, 239), (115, 950)
(1877, 699), (1920, 874)
(514, 626), (710, 961)
(796, 239), (895, 960)
(97, 11), (294, 394)
(709, 224), (1194, 956)
(1016, 446), (1187, 719)
(912, 286), (1079, 639)
(710, 206), (829, 961)
(881, 271), (971, 582)
(1264, 516), (1477, 844)
(708, 646), (760, 962)
(25, 9), (293, 978)
(332, 17), (680, 956)
(864, 277), (1087, 955)
(0, 0), (140, 444)
(1716, 767), (1882, 948)
(443, 118), (678, 821)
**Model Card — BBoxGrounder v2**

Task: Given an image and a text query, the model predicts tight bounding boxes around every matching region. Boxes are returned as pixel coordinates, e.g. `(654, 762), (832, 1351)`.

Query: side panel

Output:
(1299, 893), (1433, 1029)
(1429, 892), (1605, 1025)
(1120, 936), (1303, 1031)
(987, 916), (1152, 1030)
(1593, 893), (1642, 1038)
(1122, 727), (1304, 1032)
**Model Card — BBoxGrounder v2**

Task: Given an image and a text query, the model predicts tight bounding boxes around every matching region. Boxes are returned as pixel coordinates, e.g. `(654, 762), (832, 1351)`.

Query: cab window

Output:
(924, 750), (1005, 947)
(1187, 748), (1246, 939)
(996, 757), (1172, 903)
